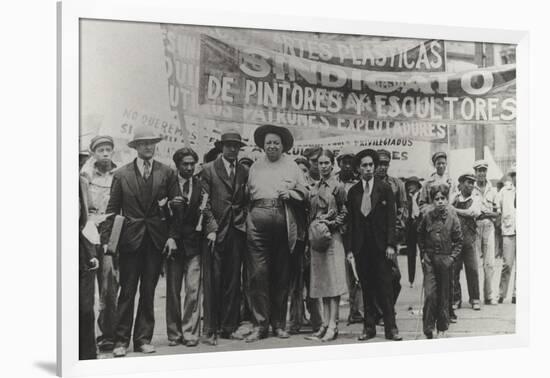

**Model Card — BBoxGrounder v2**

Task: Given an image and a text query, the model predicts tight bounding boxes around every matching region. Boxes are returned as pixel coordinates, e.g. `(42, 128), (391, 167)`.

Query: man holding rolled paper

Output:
(163, 147), (216, 347)
(101, 126), (176, 357)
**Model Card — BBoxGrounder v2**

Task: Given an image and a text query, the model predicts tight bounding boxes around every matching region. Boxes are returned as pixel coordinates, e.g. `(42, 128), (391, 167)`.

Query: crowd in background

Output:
(78, 123), (517, 359)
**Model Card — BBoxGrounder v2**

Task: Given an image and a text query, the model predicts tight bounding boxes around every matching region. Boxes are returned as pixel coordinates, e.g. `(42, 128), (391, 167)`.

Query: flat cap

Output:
(431, 151), (447, 164)
(89, 135), (114, 152)
(473, 159), (489, 170)
(458, 172), (477, 183)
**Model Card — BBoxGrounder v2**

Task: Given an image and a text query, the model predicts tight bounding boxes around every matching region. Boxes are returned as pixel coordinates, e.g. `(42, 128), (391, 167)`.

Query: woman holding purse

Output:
(306, 149), (348, 342)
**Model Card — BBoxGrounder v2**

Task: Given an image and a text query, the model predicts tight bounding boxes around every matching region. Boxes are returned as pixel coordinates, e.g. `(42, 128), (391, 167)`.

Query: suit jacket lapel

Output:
(214, 156), (234, 192)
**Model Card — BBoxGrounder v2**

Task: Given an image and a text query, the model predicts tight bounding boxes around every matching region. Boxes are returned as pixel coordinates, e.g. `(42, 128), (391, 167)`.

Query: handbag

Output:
(309, 219), (332, 253)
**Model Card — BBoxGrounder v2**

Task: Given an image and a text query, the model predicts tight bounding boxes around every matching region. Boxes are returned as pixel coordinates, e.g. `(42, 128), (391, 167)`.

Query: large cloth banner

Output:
(198, 34), (516, 130)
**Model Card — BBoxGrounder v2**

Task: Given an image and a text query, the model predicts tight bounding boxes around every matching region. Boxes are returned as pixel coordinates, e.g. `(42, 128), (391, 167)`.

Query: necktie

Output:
(411, 191), (420, 219)
(361, 181), (371, 217)
(143, 160), (151, 180)
(229, 162), (235, 183)
(182, 179), (190, 200)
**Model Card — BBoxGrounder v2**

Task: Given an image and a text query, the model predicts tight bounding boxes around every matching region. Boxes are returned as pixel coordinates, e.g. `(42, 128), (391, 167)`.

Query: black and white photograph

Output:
(76, 18), (518, 362)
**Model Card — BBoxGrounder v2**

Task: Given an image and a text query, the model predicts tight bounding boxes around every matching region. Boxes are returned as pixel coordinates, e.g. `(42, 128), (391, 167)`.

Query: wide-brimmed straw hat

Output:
(254, 124), (294, 153)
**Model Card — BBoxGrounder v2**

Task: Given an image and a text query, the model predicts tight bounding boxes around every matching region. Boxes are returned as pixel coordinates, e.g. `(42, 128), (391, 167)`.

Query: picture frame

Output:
(58, 0), (529, 376)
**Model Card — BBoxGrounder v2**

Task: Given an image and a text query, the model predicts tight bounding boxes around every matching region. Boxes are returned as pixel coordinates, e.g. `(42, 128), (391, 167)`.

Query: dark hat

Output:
(377, 149), (391, 162)
(458, 172), (477, 183)
(431, 151), (447, 165)
(294, 156), (310, 169)
(473, 159), (489, 170)
(336, 145), (356, 162)
(254, 124), (294, 153)
(89, 135), (114, 152)
(214, 130), (247, 150)
(405, 176), (422, 187)
(304, 146), (323, 159)
(127, 126), (162, 148)
(354, 148), (379, 167)
(238, 156), (254, 166)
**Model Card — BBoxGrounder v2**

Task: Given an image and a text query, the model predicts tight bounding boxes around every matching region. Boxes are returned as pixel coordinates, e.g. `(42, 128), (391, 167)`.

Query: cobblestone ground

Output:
(96, 254), (516, 359)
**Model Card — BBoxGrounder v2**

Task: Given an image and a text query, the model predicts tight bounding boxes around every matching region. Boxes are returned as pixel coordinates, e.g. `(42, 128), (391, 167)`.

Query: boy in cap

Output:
(101, 126), (176, 357)
(473, 160), (499, 305)
(452, 173), (482, 310)
(81, 135), (119, 352)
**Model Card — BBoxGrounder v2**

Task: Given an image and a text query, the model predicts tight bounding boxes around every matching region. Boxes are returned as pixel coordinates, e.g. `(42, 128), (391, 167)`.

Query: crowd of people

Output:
(78, 123), (517, 360)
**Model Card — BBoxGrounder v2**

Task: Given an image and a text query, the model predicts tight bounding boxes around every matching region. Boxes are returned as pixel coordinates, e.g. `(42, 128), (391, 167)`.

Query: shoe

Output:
(168, 339), (181, 347)
(385, 331), (403, 341)
(512, 297), (516, 304)
(437, 331), (447, 338)
(288, 328), (301, 335)
(347, 314), (364, 325)
(450, 314), (458, 323)
(184, 338), (199, 347)
(202, 333), (218, 346)
(113, 346), (127, 357)
(358, 330), (376, 341)
(498, 296), (504, 304)
(376, 318), (385, 327)
(321, 327), (338, 342)
(425, 331), (433, 339)
(484, 299), (497, 305)
(310, 325), (327, 338)
(273, 328), (290, 339)
(472, 302), (481, 311)
(220, 331), (244, 340)
(97, 339), (115, 352)
(245, 329), (267, 343)
(135, 344), (156, 354)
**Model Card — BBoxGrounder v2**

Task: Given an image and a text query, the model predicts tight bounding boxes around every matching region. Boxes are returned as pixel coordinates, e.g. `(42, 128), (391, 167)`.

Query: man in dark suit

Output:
(101, 127), (176, 357)
(164, 147), (216, 347)
(79, 175), (99, 360)
(200, 130), (249, 345)
(345, 149), (402, 341)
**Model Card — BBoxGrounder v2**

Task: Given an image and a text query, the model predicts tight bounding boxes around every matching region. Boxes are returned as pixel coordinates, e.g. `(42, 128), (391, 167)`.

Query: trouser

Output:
(288, 241), (322, 331)
(96, 246), (119, 348)
(246, 204), (290, 333)
(476, 219), (496, 302)
(166, 253), (201, 342)
(406, 219), (418, 285)
(203, 227), (245, 335)
(79, 268), (96, 360)
(499, 235), (517, 300)
(453, 240), (480, 305)
(356, 247), (397, 336)
(114, 234), (163, 349)
(423, 254), (453, 335)
(373, 258), (401, 321)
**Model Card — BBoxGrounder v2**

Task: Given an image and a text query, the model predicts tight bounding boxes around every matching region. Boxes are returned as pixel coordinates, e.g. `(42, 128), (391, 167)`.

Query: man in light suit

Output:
(346, 149), (402, 341)
(101, 127), (176, 357)
(200, 130), (249, 345)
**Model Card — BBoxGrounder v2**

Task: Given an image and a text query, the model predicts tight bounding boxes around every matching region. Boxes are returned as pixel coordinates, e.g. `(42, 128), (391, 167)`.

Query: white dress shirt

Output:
(221, 156), (236, 178)
(178, 174), (193, 199)
(136, 157), (154, 177)
(361, 177), (374, 195)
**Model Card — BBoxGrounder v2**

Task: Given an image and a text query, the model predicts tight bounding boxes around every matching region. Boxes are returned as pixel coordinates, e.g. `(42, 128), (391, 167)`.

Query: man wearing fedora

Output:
(452, 173), (482, 310)
(200, 130), (249, 345)
(101, 127), (176, 357)
(345, 149), (402, 341)
(80, 135), (119, 352)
